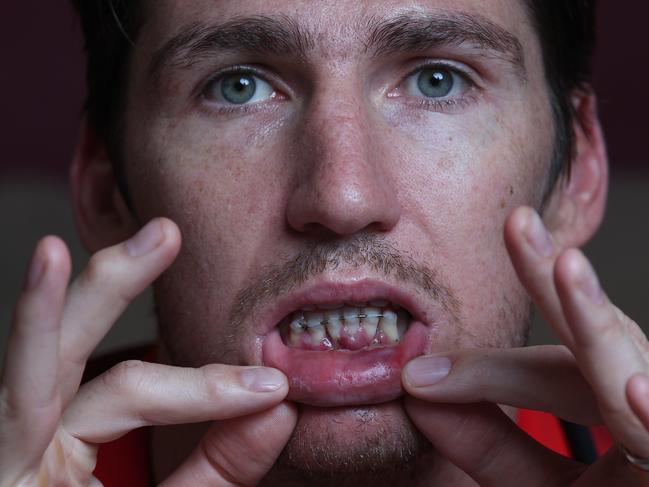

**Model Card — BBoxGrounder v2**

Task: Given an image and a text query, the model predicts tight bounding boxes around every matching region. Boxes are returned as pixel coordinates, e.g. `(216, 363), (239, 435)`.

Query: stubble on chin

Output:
(260, 401), (434, 487)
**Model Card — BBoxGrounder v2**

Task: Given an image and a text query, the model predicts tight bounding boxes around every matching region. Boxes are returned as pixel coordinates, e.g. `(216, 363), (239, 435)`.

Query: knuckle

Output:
(83, 251), (120, 289)
(199, 364), (231, 399)
(101, 360), (148, 395)
(81, 250), (136, 304)
(200, 437), (243, 485)
(595, 317), (625, 344)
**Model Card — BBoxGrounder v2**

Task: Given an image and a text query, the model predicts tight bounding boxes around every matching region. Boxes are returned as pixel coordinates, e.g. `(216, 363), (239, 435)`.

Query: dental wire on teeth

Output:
(296, 313), (385, 330)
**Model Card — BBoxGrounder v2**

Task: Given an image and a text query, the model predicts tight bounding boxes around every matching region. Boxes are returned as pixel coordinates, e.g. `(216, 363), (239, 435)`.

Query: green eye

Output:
(220, 74), (257, 104)
(202, 71), (276, 106)
(416, 68), (454, 98)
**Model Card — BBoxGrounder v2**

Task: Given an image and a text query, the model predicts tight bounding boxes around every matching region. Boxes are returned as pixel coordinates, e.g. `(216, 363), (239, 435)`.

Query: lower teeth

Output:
(282, 305), (410, 351)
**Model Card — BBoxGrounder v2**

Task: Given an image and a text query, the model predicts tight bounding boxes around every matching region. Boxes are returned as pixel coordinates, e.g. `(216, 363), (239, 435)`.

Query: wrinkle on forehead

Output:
(146, 3), (526, 83)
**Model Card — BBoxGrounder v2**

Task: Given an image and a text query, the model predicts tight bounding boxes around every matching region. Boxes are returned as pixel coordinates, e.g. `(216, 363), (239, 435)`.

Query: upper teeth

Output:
(284, 301), (410, 350)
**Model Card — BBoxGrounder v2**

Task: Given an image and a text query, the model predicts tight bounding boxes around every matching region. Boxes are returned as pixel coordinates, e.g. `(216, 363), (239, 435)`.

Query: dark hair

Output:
(72, 0), (597, 194)
(71, 0), (143, 196)
(523, 0), (597, 193)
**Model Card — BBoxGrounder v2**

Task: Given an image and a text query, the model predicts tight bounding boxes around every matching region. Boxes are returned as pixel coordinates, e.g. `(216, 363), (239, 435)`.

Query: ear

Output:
(542, 88), (609, 249)
(70, 120), (140, 253)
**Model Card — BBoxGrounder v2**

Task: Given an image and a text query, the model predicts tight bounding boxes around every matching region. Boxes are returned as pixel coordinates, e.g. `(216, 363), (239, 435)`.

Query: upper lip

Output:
(255, 276), (437, 338)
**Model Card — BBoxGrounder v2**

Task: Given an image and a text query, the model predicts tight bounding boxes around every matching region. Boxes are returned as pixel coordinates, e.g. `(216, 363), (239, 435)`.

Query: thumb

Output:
(404, 398), (581, 486)
(161, 402), (297, 486)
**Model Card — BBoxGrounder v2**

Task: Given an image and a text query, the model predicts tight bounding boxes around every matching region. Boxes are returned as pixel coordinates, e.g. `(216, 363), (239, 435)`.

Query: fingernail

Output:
(126, 220), (164, 257)
(404, 356), (451, 388)
(240, 367), (285, 392)
(525, 212), (553, 257)
(24, 249), (46, 291)
(578, 257), (606, 305)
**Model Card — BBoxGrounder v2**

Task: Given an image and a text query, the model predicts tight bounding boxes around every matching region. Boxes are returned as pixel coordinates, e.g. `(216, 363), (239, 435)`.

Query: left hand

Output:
(401, 206), (649, 486)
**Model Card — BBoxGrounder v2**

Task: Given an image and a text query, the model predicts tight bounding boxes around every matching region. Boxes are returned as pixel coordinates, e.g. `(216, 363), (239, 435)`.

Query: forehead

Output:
(139, 0), (537, 59)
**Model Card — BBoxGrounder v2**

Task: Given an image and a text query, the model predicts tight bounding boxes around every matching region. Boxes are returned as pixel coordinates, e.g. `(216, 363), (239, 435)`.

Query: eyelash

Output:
(392, 61), (480, 113)
(198, 65), (285, 115)
(197, 61), (480, 115)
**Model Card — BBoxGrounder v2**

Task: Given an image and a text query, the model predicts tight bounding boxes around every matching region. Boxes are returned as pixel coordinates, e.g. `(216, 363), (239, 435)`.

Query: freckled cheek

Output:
(389, 114), (543, 306)
(131, 119), (286, 217)
(128, 139), (291, 361)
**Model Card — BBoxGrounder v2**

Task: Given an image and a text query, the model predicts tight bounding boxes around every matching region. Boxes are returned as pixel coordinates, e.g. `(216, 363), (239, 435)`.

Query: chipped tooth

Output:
(369, 299), (389, 307)
(361, 306), (380, 339)
(380, 310), (399, 343)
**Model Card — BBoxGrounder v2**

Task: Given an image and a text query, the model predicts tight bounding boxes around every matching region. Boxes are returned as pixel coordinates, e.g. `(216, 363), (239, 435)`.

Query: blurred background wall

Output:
(1, 2), (648, 361)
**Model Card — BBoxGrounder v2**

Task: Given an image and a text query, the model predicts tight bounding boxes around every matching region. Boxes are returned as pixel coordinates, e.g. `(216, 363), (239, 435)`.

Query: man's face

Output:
(121, 0), (554, 481)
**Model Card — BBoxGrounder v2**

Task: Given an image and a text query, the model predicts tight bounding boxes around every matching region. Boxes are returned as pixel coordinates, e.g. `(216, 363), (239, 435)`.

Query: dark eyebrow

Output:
(149, 10), (525, 83)
(148, 15), (315, 82)
(365, 11), (526, 78)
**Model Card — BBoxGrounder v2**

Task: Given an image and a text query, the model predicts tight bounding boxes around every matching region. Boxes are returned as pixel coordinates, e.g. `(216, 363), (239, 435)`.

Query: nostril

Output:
(285, 162), (401, 236)
(287, 203), (399, 237)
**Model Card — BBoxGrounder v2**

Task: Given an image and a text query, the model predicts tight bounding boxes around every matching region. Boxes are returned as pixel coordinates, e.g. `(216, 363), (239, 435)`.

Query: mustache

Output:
(229, 234), (461, 328)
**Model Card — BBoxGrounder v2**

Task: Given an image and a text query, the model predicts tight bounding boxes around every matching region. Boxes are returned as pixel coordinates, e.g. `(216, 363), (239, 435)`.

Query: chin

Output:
(260, 400), (434, 487)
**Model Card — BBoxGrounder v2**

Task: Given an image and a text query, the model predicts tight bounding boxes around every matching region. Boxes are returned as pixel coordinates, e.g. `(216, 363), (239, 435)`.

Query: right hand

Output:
(0, 218), (297, 486)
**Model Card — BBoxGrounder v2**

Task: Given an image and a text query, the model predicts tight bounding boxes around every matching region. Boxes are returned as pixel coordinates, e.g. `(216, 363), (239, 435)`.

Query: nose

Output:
(285, 93), (401, 237)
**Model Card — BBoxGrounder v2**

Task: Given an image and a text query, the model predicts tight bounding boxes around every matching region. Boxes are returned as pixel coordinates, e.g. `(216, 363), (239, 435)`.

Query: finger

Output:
(404, 399), (583, 486)
(58, 218), (181, 398)
(572, 446), (647, 487)
(161, 403), (297, 486)
(402, 345), (601, 424)
(505, 206), (575, 346)
(554, 249), (649, 456)
(61, 362), (288, 443)
(0, 237), (71, 469)
(627, 373), (649, 431)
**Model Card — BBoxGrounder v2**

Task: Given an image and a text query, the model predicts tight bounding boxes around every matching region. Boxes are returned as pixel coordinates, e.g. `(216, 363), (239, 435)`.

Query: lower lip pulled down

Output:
(262, 321), (428, 407)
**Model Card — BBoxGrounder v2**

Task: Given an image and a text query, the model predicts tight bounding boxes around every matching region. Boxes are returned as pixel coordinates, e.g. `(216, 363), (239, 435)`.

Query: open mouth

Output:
(262, 282), (430, 407)
(280, 300), (410, 351)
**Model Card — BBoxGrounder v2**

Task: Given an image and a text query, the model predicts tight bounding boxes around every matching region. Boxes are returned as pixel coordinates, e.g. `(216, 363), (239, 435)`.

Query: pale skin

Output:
(1, 0), (649, 485)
